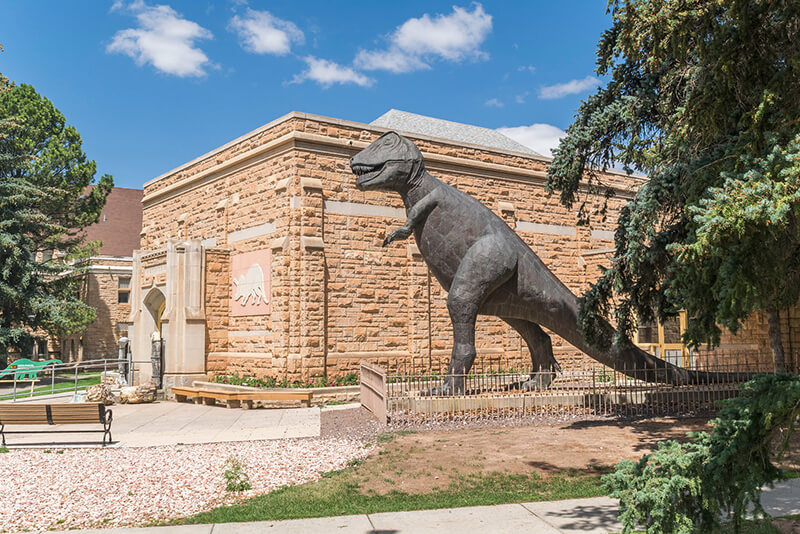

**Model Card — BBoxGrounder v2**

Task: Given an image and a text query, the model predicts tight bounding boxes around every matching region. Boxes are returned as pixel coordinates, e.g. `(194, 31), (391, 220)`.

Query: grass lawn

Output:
(167, 421), (800, 529)
(0, 373), (101, 401)
(172, 465), (608, 525)
(169, 428), (610, 526)
(171, 466), (800, 528)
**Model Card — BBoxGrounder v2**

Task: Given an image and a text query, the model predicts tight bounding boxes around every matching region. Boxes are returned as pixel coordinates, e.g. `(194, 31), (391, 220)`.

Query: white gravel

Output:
(0, 438), (370, 533)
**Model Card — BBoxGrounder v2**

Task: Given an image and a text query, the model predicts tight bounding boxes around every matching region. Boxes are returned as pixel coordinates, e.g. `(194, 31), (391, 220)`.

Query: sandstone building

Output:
(57, 187), (143, 361)
(128, 110), (789, 388)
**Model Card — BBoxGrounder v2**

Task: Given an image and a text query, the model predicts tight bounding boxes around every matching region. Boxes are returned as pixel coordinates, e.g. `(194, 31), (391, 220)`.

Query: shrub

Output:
(603, 374), (800, 533)
(222, 457), (252, 492)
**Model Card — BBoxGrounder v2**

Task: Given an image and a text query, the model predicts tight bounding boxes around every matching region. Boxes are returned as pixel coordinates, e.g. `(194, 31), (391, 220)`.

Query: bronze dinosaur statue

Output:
(351, 131), (717, 394)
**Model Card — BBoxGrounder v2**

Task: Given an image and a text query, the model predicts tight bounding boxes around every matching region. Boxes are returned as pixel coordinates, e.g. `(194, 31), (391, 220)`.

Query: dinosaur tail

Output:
(557, 312), (753, 386)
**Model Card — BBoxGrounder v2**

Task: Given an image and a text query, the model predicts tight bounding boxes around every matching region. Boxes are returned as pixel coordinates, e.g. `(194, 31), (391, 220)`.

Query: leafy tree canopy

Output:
(546, 0), (800, 369)
(0, 73), (112, 362)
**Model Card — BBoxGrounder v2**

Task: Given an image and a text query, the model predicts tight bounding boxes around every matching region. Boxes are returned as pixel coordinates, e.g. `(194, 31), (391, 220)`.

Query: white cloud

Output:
(539, 75), (600, 100)
(108, 1), (213, 77)
(228, 9), (304, 55)
(354, 48), (429, 74)
(517, 65), (535, 74)
(485, 98), (503, 108)
(292, 56), (374, 88)
(497, 123), (566, 158)
(354, 3), (492, 73)
(515, 91), (529, 104)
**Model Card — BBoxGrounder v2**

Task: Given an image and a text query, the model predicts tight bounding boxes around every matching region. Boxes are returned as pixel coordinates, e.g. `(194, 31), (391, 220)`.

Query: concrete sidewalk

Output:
(50, 478), (800, 534)
(3, 401), (320, 448)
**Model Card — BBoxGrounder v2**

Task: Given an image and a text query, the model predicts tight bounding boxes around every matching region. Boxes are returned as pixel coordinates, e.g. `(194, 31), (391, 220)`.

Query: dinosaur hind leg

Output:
(430, 236), (517, 395)
(503, 318), (560, 391)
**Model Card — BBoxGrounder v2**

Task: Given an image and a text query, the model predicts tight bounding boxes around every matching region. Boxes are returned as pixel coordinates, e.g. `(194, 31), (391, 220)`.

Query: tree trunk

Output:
(767, 307), (787, 373)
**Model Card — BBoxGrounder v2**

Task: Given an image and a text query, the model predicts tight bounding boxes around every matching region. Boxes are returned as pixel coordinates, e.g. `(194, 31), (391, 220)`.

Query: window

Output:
(635, 311), (694, 368)
(118, 276), (131, 304)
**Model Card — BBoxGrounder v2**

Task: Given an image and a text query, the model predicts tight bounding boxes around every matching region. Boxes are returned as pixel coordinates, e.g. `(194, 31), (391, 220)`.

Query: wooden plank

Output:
(0, 405), (49, 424)
(171, 386), (313, 407)
(233, 391), (313, 401)
(50, 404), (104, 424)
(0, 404), (104, 425)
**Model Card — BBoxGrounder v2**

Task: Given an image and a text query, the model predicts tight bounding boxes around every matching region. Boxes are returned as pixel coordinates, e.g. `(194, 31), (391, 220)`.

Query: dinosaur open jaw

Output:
(352, 162), (386, 189)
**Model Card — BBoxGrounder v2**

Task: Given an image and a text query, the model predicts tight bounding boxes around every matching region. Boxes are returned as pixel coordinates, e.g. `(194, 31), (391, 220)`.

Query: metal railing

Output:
(360, 350), (794, 425)
(0, 359), (128, 403)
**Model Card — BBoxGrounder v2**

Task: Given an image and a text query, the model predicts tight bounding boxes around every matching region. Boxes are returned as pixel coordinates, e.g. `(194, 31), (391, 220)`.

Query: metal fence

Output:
(360, 350), (792, 425)
(0, 359), (128, 403)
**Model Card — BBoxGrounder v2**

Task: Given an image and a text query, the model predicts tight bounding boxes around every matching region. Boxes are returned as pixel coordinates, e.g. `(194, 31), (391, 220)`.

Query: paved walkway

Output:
(48, 479), (800, 534)
(3, 401), (320, 447)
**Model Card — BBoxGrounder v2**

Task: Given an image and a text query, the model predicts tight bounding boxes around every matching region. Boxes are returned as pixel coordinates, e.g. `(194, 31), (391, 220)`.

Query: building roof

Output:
(371, 109), (541, 156)
(82, 187), (143, 257)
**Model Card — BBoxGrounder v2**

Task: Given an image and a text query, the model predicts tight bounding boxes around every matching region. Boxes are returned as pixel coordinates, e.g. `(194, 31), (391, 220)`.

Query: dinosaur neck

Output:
(400, 170), (437, 209)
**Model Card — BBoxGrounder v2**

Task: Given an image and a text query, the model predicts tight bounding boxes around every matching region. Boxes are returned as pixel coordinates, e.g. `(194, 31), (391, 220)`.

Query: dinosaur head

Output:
(351, 131), (425, 192)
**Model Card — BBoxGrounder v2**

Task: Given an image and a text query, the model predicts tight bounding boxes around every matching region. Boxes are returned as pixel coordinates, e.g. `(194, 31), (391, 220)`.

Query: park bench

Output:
(171, 386), (313, 409)
(0, 403), (113, 447)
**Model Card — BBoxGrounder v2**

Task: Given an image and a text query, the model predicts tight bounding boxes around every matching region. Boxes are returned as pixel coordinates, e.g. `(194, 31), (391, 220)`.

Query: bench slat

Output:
(50, 404), (105, 424)
(172, 386), (313, 405)
(0, 406), (49, 425)
(0, 404), (105, 425)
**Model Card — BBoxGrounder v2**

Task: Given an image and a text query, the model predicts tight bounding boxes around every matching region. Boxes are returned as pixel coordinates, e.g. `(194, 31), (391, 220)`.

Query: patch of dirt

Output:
(354, 417), (711, 495)
(774, 518), (800, 534)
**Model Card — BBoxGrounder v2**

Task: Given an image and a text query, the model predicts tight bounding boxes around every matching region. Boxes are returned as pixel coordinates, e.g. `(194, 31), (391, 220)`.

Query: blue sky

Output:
(1, 1), (613, 189)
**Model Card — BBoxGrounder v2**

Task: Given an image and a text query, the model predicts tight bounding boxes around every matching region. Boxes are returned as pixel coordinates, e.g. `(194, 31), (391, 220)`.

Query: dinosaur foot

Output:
(420, 379), (464, 396)
(521, 372), (556, 391)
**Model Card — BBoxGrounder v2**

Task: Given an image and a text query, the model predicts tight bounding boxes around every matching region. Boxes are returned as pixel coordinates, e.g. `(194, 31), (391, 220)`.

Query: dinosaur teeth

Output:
(351, 164), (373, 176)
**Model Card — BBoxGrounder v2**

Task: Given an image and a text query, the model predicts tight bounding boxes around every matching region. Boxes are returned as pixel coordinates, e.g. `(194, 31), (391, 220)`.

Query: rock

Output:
(119, 382), (157, 404)
(85, 384), (115, 405)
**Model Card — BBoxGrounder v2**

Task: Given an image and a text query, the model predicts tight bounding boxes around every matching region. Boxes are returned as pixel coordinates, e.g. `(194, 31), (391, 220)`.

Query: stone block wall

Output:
(58, 258), (133, 361)
(140, 112), (790, 380)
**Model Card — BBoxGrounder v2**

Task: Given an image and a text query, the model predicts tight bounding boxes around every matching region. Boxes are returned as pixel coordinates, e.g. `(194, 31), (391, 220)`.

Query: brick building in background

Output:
(57, 187), (143, 361)
(127, 110), (786, 389)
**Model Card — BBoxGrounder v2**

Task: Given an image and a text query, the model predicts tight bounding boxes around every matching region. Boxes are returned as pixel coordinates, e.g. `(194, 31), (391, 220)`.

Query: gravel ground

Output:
(0, 437), (370, 533)
(320, 405), (384, 440)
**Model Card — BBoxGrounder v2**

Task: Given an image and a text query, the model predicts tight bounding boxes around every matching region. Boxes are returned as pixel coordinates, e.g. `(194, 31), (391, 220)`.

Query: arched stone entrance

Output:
(129, 241), (207, 389)
(143, 287), (166, 339)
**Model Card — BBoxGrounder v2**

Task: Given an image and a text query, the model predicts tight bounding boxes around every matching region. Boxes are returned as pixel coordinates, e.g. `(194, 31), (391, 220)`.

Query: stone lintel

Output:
(301, 177), (323, 190)
(497, 201), (516, 212)
(227, 221), (277, 243)
(516, 221), (576, 236)
(581, 247), (615, 257)
(590, 229), (615, 241)
(270, 236), (289, 250)
(324, 200), (405, 219)
(228, 330), (272, 338)
(301, 236), (325, 249)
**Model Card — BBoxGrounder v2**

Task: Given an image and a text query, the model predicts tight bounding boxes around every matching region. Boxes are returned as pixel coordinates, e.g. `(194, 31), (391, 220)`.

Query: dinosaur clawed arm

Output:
(383, 226), (412, 247)
(382, 188), (441, 247)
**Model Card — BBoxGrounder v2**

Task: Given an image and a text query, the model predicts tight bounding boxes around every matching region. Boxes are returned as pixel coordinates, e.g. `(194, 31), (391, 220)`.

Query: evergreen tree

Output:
(547, 0), (800, 371)
(0, 72), (112, 365)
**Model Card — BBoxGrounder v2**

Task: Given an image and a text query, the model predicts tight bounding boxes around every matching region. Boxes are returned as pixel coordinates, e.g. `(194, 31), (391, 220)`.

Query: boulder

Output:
(118, 382), (157, 404)
(85, 384), (115, 405)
